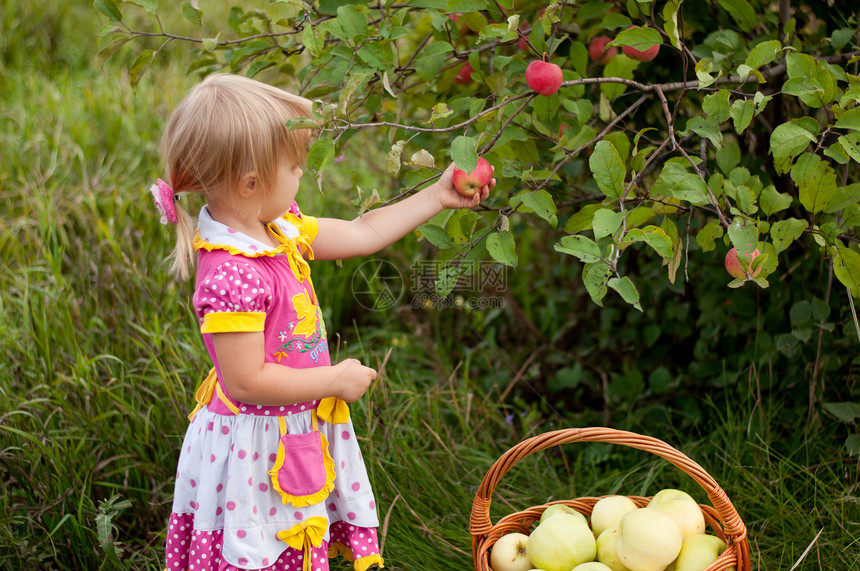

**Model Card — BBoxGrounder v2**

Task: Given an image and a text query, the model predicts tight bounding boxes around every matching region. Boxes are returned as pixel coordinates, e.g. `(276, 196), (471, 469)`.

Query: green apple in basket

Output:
(594, 523), (629, 571)
(572, 563), (614, 571)
(665, 533), (727, 571)
(489, 532), (532, 571)
(526, 512), (596, 571)
(591, 495), (639, 537)
(539, 503), (588, 526)
(616, 508), (683, 571)
(646, 489), (706, 539)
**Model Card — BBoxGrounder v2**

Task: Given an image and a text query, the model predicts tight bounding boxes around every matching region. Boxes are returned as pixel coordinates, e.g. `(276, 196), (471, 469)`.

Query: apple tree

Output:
(98, 0), (860, 436)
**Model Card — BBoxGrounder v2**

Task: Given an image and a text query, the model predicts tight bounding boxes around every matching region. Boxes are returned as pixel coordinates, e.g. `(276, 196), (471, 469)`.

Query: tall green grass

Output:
(1, 2), (858, 570)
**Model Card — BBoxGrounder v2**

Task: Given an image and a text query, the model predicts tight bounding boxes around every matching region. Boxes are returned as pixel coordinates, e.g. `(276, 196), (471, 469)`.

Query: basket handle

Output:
(469, 428), (747, 543)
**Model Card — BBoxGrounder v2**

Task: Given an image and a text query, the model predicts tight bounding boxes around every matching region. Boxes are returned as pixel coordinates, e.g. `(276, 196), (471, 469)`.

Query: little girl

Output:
(151, 74), (492, 571)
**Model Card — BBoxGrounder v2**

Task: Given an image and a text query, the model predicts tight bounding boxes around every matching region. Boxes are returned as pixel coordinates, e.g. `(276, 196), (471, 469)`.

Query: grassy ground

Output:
(1, 2), (859, 570)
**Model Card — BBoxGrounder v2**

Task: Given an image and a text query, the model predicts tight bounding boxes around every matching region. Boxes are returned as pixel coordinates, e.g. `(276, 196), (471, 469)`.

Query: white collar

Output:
(196, 205), (300, 256)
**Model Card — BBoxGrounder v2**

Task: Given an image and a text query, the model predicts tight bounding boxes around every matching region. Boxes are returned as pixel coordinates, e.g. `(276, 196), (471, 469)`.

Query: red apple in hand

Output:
(525, 60), (563, 96)
(452, 157), (493, 197)
(725, 247), (761, 279)
(588, 36), (618, 64)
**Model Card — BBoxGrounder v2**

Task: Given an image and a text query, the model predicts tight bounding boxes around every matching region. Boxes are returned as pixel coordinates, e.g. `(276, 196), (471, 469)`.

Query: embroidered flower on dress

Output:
(149, 178), (178, 224)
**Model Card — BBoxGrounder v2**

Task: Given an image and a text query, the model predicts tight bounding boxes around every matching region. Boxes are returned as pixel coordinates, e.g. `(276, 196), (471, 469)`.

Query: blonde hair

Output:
(158, 73), (315, 280)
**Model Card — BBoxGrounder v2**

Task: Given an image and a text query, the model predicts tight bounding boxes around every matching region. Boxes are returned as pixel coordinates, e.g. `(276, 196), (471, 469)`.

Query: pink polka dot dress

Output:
(166, 204), (382, 571)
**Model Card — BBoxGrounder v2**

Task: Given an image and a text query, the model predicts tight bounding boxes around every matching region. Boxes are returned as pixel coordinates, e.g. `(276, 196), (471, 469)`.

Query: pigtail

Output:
(169, 201), (196, 281)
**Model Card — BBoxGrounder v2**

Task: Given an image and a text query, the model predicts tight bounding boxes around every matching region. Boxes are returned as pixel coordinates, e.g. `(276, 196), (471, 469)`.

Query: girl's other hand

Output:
(435, 162), (495, 210)
(332, 358), (378, 402)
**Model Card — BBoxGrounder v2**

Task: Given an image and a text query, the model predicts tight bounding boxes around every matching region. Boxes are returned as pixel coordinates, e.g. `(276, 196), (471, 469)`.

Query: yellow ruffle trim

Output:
(200, 311), (266, 334)
(328, 543), (384, 570)
(269, 430), (337, 507)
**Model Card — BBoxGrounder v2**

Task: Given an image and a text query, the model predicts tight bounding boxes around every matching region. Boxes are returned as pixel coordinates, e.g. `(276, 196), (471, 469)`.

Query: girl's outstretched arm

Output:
(213, 331), (377, 405)
(311, 162), (494, 261)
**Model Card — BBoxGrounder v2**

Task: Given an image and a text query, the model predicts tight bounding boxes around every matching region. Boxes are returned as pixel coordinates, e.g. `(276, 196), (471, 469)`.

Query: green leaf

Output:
(583, 261), (612, 306)
(727, 217), (758, 254)
(838, 132), (860, 163)
(717, 0), (756, 31)
(426, 102), (453, 124)
(782, 77), (825, 98)
(610, 26), (662, 50)
(770, 218), (808, 255)
(653, 162), (709, 205)
(336, 5), (368, 40)
(307, 137), (336, 173)
(449, 136), (478, 172)
(685, 116), (722, 148)
(418, 224), (454, 250)
(769, 122), (816, 174)
(435, 265), (459, 297)
(447, 0), (490, 10)
(516, 190), (557, 228)
(128, 49), (155, 87)
(696, 221), (724, 252)
(94, 0), (123, 21)
(703, 90), (732, 123)
(414, 41), (453, 79)
(795, 157), (837, 214)
(564, 204), (603, 233)
(760, 185), (793, 216)
(487, 230), (518, 267)
(608, 276), (643, 311)
(785, 52), (838, 108)
(837, 108), (860, 132)
(302, 25), (322, 57)
(554, 234), (603, 263)
(589, 141), (626, 200)
(620, 225), (674, 261)
(386, 140), (406, 175)
(824, 402), (860, 423)
(662, 0), (683, 50)
(96, 35), (130, 71)
(834, 245), (860, 298)
(592, 209), (625, 240)
(181, 1), (203, 26)
(745, 39), (781, 69)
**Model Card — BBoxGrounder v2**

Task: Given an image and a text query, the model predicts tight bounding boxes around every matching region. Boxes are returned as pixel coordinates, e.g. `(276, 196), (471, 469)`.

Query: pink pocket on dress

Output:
(269, 427), (336, 507)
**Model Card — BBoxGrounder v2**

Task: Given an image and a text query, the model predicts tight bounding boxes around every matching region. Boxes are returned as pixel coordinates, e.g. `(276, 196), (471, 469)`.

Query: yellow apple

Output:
(646, 489), (706, 539)
(527, 513), (597, 571)
(573, 563), (614, 571)
(539, 504), (588, 526)
(617, 508), (683, 571)
(591, 496), (639, 537)
(669, 534), (726, 571)
(595, 523), (631, 571)
(490, 532), (532, 571)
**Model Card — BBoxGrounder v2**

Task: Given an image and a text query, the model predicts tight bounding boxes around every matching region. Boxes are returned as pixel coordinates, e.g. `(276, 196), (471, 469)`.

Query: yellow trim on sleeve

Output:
(200, 311), (266, 334)
(300, 214), (319, 243)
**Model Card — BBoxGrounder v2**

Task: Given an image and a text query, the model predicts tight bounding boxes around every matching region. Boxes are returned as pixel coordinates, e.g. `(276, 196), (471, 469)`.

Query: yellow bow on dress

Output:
(268, 223), (314, 283)
(317, 396), (350, 424)
(277, 517), (328, 571)
(188, 368), (218, 421)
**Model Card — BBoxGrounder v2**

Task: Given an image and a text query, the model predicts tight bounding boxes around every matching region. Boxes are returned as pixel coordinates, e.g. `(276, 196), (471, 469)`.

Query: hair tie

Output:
(149, 178), (178, 224)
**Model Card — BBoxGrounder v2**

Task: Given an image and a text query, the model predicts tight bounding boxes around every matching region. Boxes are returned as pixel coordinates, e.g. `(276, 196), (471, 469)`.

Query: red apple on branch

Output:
(588, 36), (618, 64)
(454, 62), (474, 84)
(525, 59), (563, 96)
(452, 157), (493, 197)
(725, 247), (761, 279)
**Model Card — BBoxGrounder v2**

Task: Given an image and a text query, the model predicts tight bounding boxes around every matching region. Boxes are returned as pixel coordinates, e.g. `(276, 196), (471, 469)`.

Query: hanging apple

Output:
(724, 247), (761, 279)
(454, 62), (474, 84)
(588, 36), (618, 64)
(525, 59), (563, 96)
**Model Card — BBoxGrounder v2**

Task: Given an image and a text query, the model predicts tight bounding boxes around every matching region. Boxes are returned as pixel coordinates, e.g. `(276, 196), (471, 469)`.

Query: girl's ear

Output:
(238, 172), (258, 198)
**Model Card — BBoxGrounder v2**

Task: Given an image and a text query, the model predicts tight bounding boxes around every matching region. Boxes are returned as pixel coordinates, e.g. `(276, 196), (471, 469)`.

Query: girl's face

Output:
(260, 155), (303, 221)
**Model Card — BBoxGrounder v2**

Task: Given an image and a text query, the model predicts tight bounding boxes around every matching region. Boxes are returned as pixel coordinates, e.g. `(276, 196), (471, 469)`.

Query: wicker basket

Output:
(470, 427), (751, 571)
